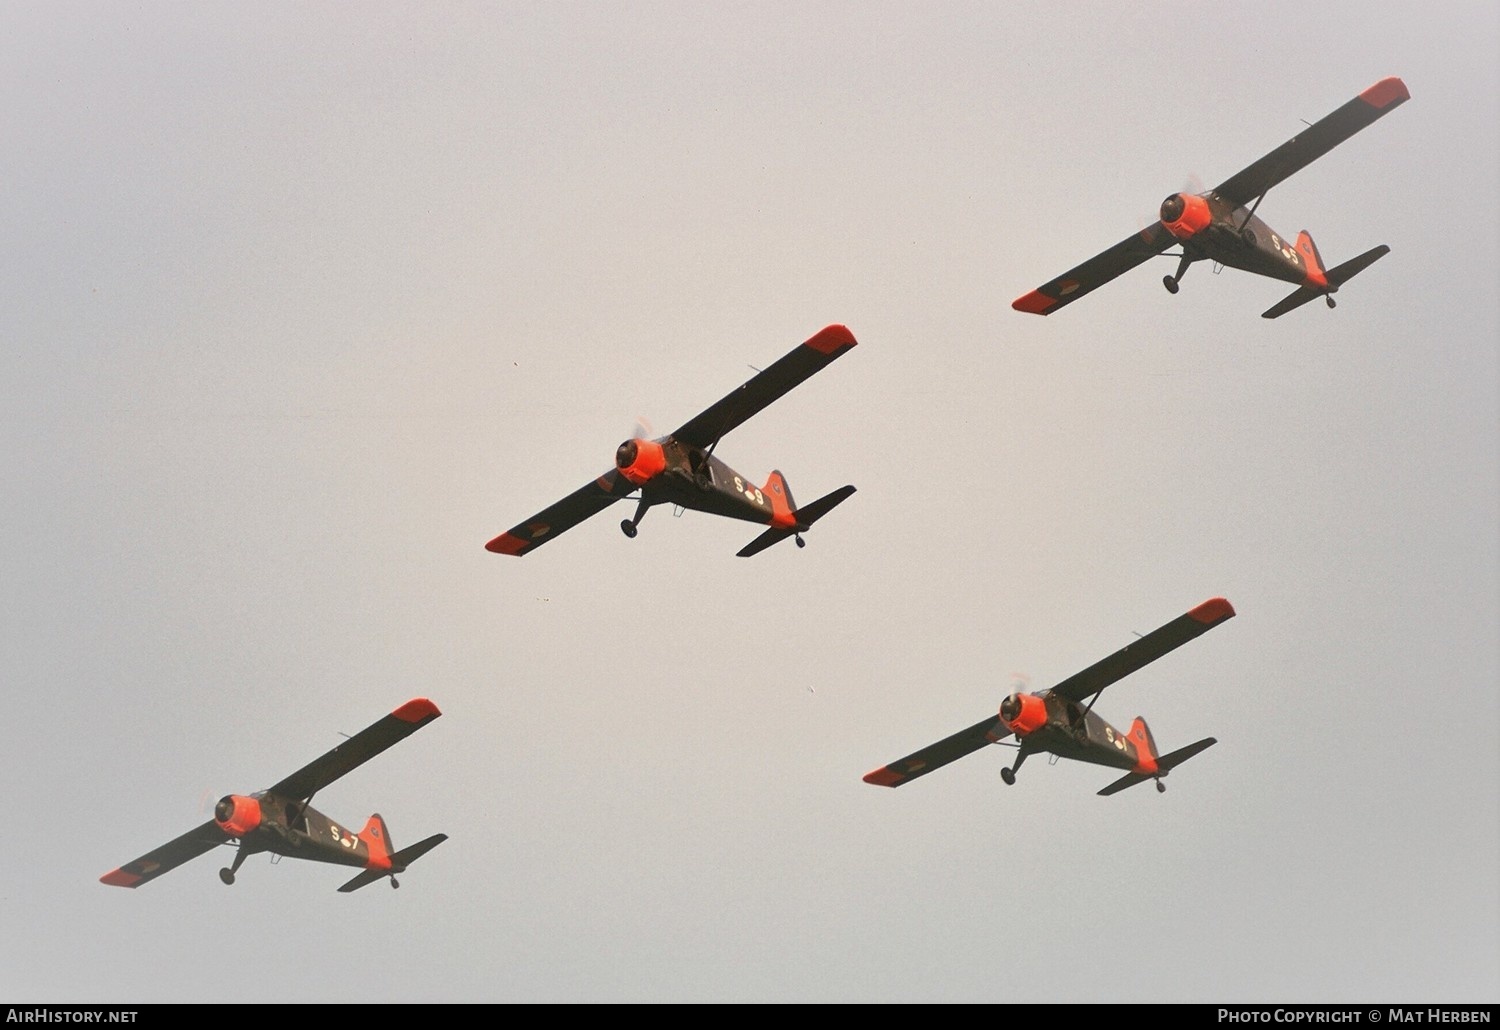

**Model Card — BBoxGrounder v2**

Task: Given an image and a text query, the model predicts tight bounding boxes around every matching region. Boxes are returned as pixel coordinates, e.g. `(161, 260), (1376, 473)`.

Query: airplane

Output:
(486, 324), (859, 558)
(100, 698), (447, 892)
(1012, 77), (1409, 319)
(863, 598), (1235, 796)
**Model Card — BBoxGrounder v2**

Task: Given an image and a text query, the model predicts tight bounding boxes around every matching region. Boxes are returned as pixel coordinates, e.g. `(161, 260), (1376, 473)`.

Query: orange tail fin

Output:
(1127, 717), (1159, 775)
(357, 814), (393, 871)
(763, 470), (797, 528)
(1295, 231), (1328, 288)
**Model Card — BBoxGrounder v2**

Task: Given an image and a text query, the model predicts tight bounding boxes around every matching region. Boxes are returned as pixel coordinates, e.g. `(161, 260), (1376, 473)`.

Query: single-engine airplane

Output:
(100, 698), (447, 892)
(486, 324), (858, 558)
(1012, 77), (1409, 319)
(864, 598), (1235, 796)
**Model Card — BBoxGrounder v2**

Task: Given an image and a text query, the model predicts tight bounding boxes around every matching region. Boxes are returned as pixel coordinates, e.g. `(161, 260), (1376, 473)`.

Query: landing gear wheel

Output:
(1326, 295), (1337, 309)
(1001, 768), (1016, 786)
(391, 877), (401, 890)
(219, 868), (235, 886)
(1163, 276), (1180, 295)
(620, 520), (637, 539)
(1156, 780), (1166, 794)
(795, 536), (806, 549)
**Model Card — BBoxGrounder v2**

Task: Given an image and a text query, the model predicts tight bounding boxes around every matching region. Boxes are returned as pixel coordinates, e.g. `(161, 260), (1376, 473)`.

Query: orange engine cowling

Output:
(615, 438), (667, 485)
(1160, 192), (1212, 240)
(999, 692), (1047, 736)
(214, 794), (262, 837)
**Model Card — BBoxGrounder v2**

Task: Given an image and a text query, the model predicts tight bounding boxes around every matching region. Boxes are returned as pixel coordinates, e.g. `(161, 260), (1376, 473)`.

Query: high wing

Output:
(100, 819), (227, 889)
(670, 324), (858, 449)
(862, 715), (1013, 788)
(268, 697), (443, 802)
(1011, 222), (1176, 316)
(1212, 77), (1410, 208)
(485, 469), (637, 556)
(1049, 597), (1236, 704)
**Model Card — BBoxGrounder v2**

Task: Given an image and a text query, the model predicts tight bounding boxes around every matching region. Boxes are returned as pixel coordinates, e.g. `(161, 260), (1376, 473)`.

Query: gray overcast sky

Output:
(3, 0), (1496, 1004)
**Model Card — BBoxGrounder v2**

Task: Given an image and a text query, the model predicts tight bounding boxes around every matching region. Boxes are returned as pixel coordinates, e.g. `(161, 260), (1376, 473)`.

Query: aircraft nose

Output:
(1160, 193), (1185, 223)
(615, 440), (638, 469)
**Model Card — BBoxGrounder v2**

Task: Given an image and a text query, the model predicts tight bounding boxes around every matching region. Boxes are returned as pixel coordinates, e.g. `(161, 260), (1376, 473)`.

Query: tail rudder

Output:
(357, 814), (393, 871)
(1295, 230), (1328, 288)
(1127, 716), (1159, 773)
(763, 470), (798, 528)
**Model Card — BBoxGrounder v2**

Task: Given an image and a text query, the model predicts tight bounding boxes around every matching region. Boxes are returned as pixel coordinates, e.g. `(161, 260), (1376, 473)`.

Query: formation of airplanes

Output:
(103, 77), (1408, 893)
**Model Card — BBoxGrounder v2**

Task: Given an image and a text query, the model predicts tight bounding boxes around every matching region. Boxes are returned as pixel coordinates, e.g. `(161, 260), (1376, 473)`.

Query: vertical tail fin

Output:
(763, 470), (797, 526)
(1127, 717), (1159, 773)
(357, 814), (393, 870)
(1295, 230), (1327, 286)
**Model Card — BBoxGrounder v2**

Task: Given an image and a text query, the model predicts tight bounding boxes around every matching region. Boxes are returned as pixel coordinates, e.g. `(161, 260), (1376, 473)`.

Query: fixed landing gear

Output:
(1164, 251), (1195, 295)
(390, 877), (401, 890)
(620, 497), (651, 539)
(1001, 749), (1027, 786)
(1156, 780), (1166, 794)
(1326, 294), (1337, 309)
(219, 847), (250, 886)
(795, 535), (806, 549)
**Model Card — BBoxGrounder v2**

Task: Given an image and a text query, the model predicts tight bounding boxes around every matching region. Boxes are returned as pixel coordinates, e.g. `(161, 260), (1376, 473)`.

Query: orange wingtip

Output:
(1187, 597), (1236, 624)
(1360, 77), (1409, 109)
(393, 698), (441, 722)
(863, 767), (904, 787)
(804, 324), (857, 354)
(1012, 290), (1057, 315)
(100, 868), (142, 888)
(485, 531), (529, 555)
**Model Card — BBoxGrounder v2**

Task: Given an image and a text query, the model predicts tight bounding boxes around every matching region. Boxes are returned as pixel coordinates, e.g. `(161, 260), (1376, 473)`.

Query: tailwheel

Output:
(620, 520), (637, 539)
(219, 867), (235, 885)
(1000, 768), (1016, 786)
(1163, 275), (1179, 294)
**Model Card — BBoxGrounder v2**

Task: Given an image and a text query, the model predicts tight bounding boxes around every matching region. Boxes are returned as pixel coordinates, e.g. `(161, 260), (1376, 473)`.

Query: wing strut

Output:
(1235, 189), (1268, 230)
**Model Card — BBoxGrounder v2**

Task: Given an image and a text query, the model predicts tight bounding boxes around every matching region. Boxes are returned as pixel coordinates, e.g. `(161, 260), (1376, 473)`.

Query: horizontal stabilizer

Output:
(1097, 737), (1217, 796)
(736, 485), (856, 557)
(337, 833), (448, 893)
(1263, 245), (1390, 319)
(1325, 244), (1391, 286)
